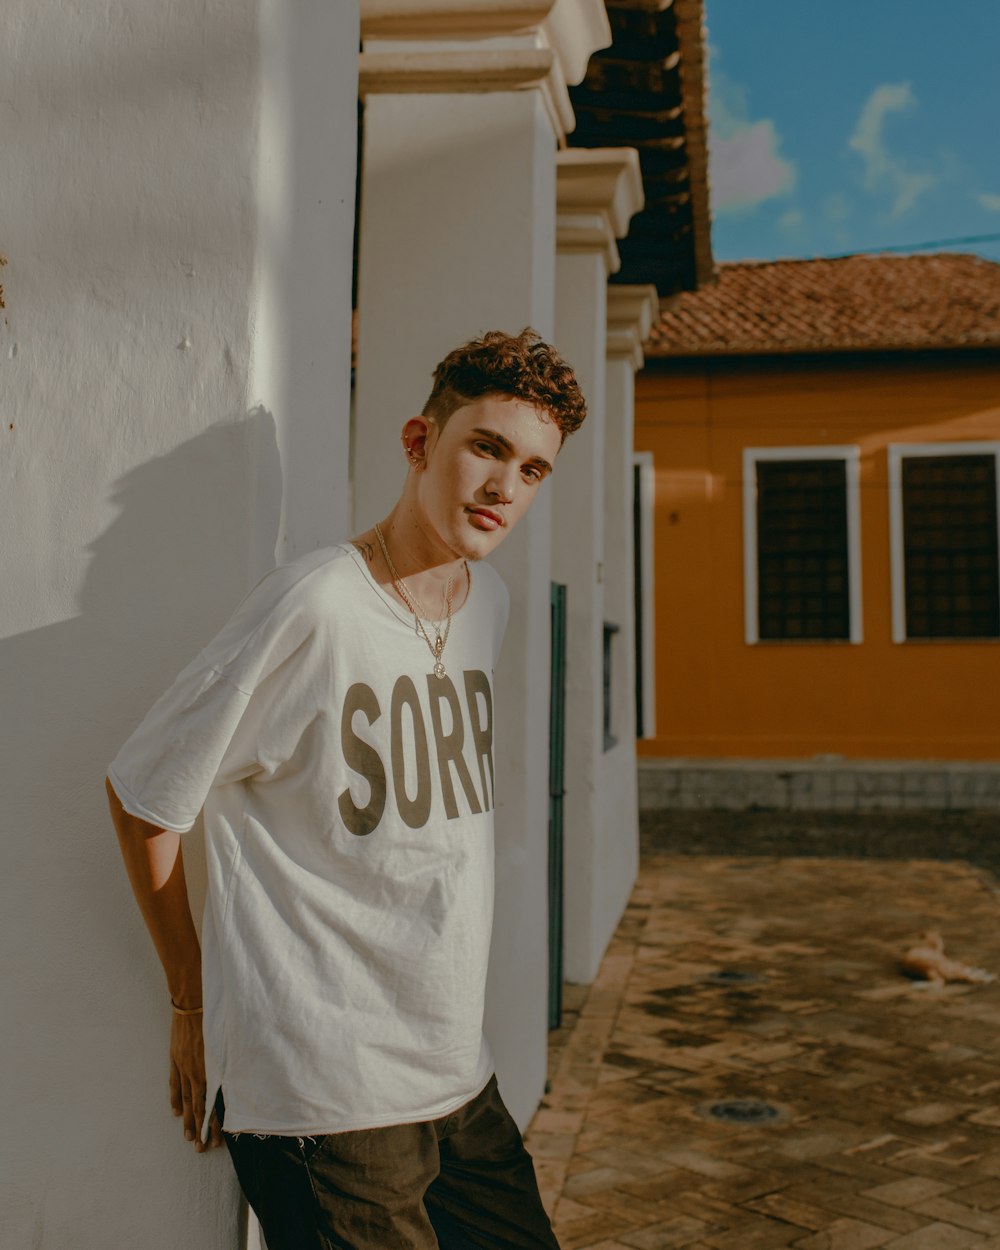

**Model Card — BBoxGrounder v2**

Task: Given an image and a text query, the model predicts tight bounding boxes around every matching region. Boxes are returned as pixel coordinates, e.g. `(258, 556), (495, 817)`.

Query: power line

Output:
(824, 232), (1000, 259)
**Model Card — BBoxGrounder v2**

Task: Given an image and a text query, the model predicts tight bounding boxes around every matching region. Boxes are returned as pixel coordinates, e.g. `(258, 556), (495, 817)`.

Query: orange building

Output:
(634, 253), (1000, 763)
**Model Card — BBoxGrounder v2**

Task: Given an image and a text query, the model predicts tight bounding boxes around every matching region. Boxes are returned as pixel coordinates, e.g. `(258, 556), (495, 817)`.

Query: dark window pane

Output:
(756, 458), (851, 641)
(902, 454), (999, 639)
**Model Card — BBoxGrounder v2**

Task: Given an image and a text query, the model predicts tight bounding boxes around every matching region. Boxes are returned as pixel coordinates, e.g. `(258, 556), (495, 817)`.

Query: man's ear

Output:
(401, 415), (434, 467)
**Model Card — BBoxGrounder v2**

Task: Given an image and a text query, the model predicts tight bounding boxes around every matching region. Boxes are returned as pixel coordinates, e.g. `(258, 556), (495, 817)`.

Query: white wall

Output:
(598, 353), (641, 947)
(0, 2), (358, 1245)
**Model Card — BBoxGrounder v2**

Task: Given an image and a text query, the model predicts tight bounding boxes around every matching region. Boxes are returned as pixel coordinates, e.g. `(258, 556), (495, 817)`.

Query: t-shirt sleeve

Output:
(107, 564), (321, 832)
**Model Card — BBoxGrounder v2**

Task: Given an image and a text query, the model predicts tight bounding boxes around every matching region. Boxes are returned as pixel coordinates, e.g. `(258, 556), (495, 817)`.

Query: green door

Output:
(548, 582), (567, 1029)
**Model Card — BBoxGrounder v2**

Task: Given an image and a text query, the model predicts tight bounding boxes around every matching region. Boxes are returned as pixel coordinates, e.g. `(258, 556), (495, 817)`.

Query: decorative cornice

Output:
(358, 46), (574, 137)
(360, 47), (552, 94)
(359, 2), (611, 142)
(360, 0), (611, 92)
(556, 148), (644, 236)
(556, 150), (644, 274)
(360, 0), (555, 38)
(542, 0), (612, 88)
(606, 284), (659, 369)
(556, 210), (621, 275)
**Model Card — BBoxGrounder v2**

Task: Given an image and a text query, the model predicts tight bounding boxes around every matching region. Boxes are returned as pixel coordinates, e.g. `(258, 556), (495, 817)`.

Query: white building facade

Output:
(0, 1), (688, 1244)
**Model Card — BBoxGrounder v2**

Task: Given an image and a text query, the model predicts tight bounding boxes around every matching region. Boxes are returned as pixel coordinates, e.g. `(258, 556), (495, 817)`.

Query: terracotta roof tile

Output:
(645, 253), (1000, 356)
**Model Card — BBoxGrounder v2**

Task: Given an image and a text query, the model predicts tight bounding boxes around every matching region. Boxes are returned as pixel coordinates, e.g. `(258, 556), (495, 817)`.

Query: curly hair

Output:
(422, 328), (586, 442)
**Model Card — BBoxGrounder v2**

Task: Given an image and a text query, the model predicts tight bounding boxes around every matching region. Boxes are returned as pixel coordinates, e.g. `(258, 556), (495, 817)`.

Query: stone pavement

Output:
(525, 821), (1000, 1250)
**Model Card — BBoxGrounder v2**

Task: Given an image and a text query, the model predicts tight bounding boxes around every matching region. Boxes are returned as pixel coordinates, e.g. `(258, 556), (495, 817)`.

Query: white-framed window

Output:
(743, 446), (863, 644)
(888, 441), (1000, 643)
(632, 452), (656, 738)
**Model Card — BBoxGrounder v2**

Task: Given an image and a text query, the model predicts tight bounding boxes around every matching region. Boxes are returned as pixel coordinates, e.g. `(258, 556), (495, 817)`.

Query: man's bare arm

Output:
(106, 777), (222, 1151)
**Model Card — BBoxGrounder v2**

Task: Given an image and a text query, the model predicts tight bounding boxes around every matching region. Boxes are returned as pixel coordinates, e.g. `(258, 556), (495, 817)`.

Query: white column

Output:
(251, 0), (360, 564)
(353, 1), (610, 1129)
(552, 150), (644, 984)
(600, 284), (659, 956)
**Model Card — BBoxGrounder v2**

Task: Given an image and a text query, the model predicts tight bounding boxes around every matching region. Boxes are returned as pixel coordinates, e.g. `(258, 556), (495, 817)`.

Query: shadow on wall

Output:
(0, 412), (281, 1247)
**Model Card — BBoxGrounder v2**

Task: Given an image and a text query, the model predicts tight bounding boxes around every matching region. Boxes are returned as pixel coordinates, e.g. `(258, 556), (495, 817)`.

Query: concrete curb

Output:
(638, 757), (1000, 813)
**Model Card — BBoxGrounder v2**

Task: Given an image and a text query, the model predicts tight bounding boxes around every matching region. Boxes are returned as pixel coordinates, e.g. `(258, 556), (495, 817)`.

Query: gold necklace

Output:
(374, 524), (465, 680)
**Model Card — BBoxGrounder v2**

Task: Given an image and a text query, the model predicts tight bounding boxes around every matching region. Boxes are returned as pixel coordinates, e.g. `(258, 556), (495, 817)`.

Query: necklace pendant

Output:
(433, 635), (444, 656)
(433, 660), (447, 680)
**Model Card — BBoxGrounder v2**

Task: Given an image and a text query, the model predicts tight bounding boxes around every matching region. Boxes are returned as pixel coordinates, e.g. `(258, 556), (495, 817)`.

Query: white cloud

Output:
(848, 83), (936, 219)
(709, 63), (796, 215)
(979, 193), (1000, 212)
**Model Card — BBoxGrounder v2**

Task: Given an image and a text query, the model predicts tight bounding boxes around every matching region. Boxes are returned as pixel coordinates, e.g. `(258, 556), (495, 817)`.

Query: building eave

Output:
(567, 0), (714, 296)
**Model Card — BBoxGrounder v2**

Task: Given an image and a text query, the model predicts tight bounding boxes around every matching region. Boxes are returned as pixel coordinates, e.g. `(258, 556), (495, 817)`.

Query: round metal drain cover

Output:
(709, 1099), (778, 1123)
(705, 969), (760, 986)
(696, 1098), (790, 1126)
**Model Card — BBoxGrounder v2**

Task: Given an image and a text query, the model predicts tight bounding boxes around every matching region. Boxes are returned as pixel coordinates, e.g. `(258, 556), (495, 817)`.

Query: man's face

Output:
(412, 395), (563, 561)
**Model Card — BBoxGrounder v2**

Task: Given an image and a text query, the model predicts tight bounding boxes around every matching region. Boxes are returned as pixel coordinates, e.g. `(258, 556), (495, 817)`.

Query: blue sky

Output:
(706, 0), (1000, 264)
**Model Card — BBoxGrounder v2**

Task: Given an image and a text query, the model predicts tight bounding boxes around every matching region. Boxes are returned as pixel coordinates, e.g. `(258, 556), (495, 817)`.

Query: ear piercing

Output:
(402, 439), (421, 466)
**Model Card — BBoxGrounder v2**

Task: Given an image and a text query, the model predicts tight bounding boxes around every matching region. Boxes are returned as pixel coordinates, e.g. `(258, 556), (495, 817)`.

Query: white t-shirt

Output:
(108, 544), (510, 1136)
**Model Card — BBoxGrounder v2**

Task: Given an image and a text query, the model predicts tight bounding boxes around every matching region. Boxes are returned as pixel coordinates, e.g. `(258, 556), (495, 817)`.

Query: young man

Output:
(106, 328), (586, 1250)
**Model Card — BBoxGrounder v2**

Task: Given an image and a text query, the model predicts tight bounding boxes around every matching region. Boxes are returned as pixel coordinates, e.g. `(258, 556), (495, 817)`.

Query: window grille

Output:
(754, 458), (851, 641)
(900, 453), (1000, 640)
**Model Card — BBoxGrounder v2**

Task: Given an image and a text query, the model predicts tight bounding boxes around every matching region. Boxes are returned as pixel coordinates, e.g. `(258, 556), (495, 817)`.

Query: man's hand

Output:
(106, 779), (224, 1154)
(169, 1010), (224, 1151)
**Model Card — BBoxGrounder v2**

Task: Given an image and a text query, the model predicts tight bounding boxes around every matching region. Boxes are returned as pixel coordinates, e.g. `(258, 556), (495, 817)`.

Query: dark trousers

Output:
(222, 1077), (562, 1250)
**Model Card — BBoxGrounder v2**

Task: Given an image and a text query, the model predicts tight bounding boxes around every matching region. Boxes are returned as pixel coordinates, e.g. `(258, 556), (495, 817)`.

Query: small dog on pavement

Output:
(899, 931), (995, 985)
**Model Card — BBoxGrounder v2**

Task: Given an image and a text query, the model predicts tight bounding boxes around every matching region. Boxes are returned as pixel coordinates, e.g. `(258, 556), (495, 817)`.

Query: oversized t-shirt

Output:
(108, 543), (510, 1136)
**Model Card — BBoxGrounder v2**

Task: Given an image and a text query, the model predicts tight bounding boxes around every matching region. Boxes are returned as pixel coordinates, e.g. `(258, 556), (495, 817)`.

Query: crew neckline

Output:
(343, 542), (476, 630)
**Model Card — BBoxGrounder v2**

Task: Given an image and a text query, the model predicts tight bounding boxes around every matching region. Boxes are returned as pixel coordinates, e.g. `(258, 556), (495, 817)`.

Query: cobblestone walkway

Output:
(525, 829), (1000, 1250)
